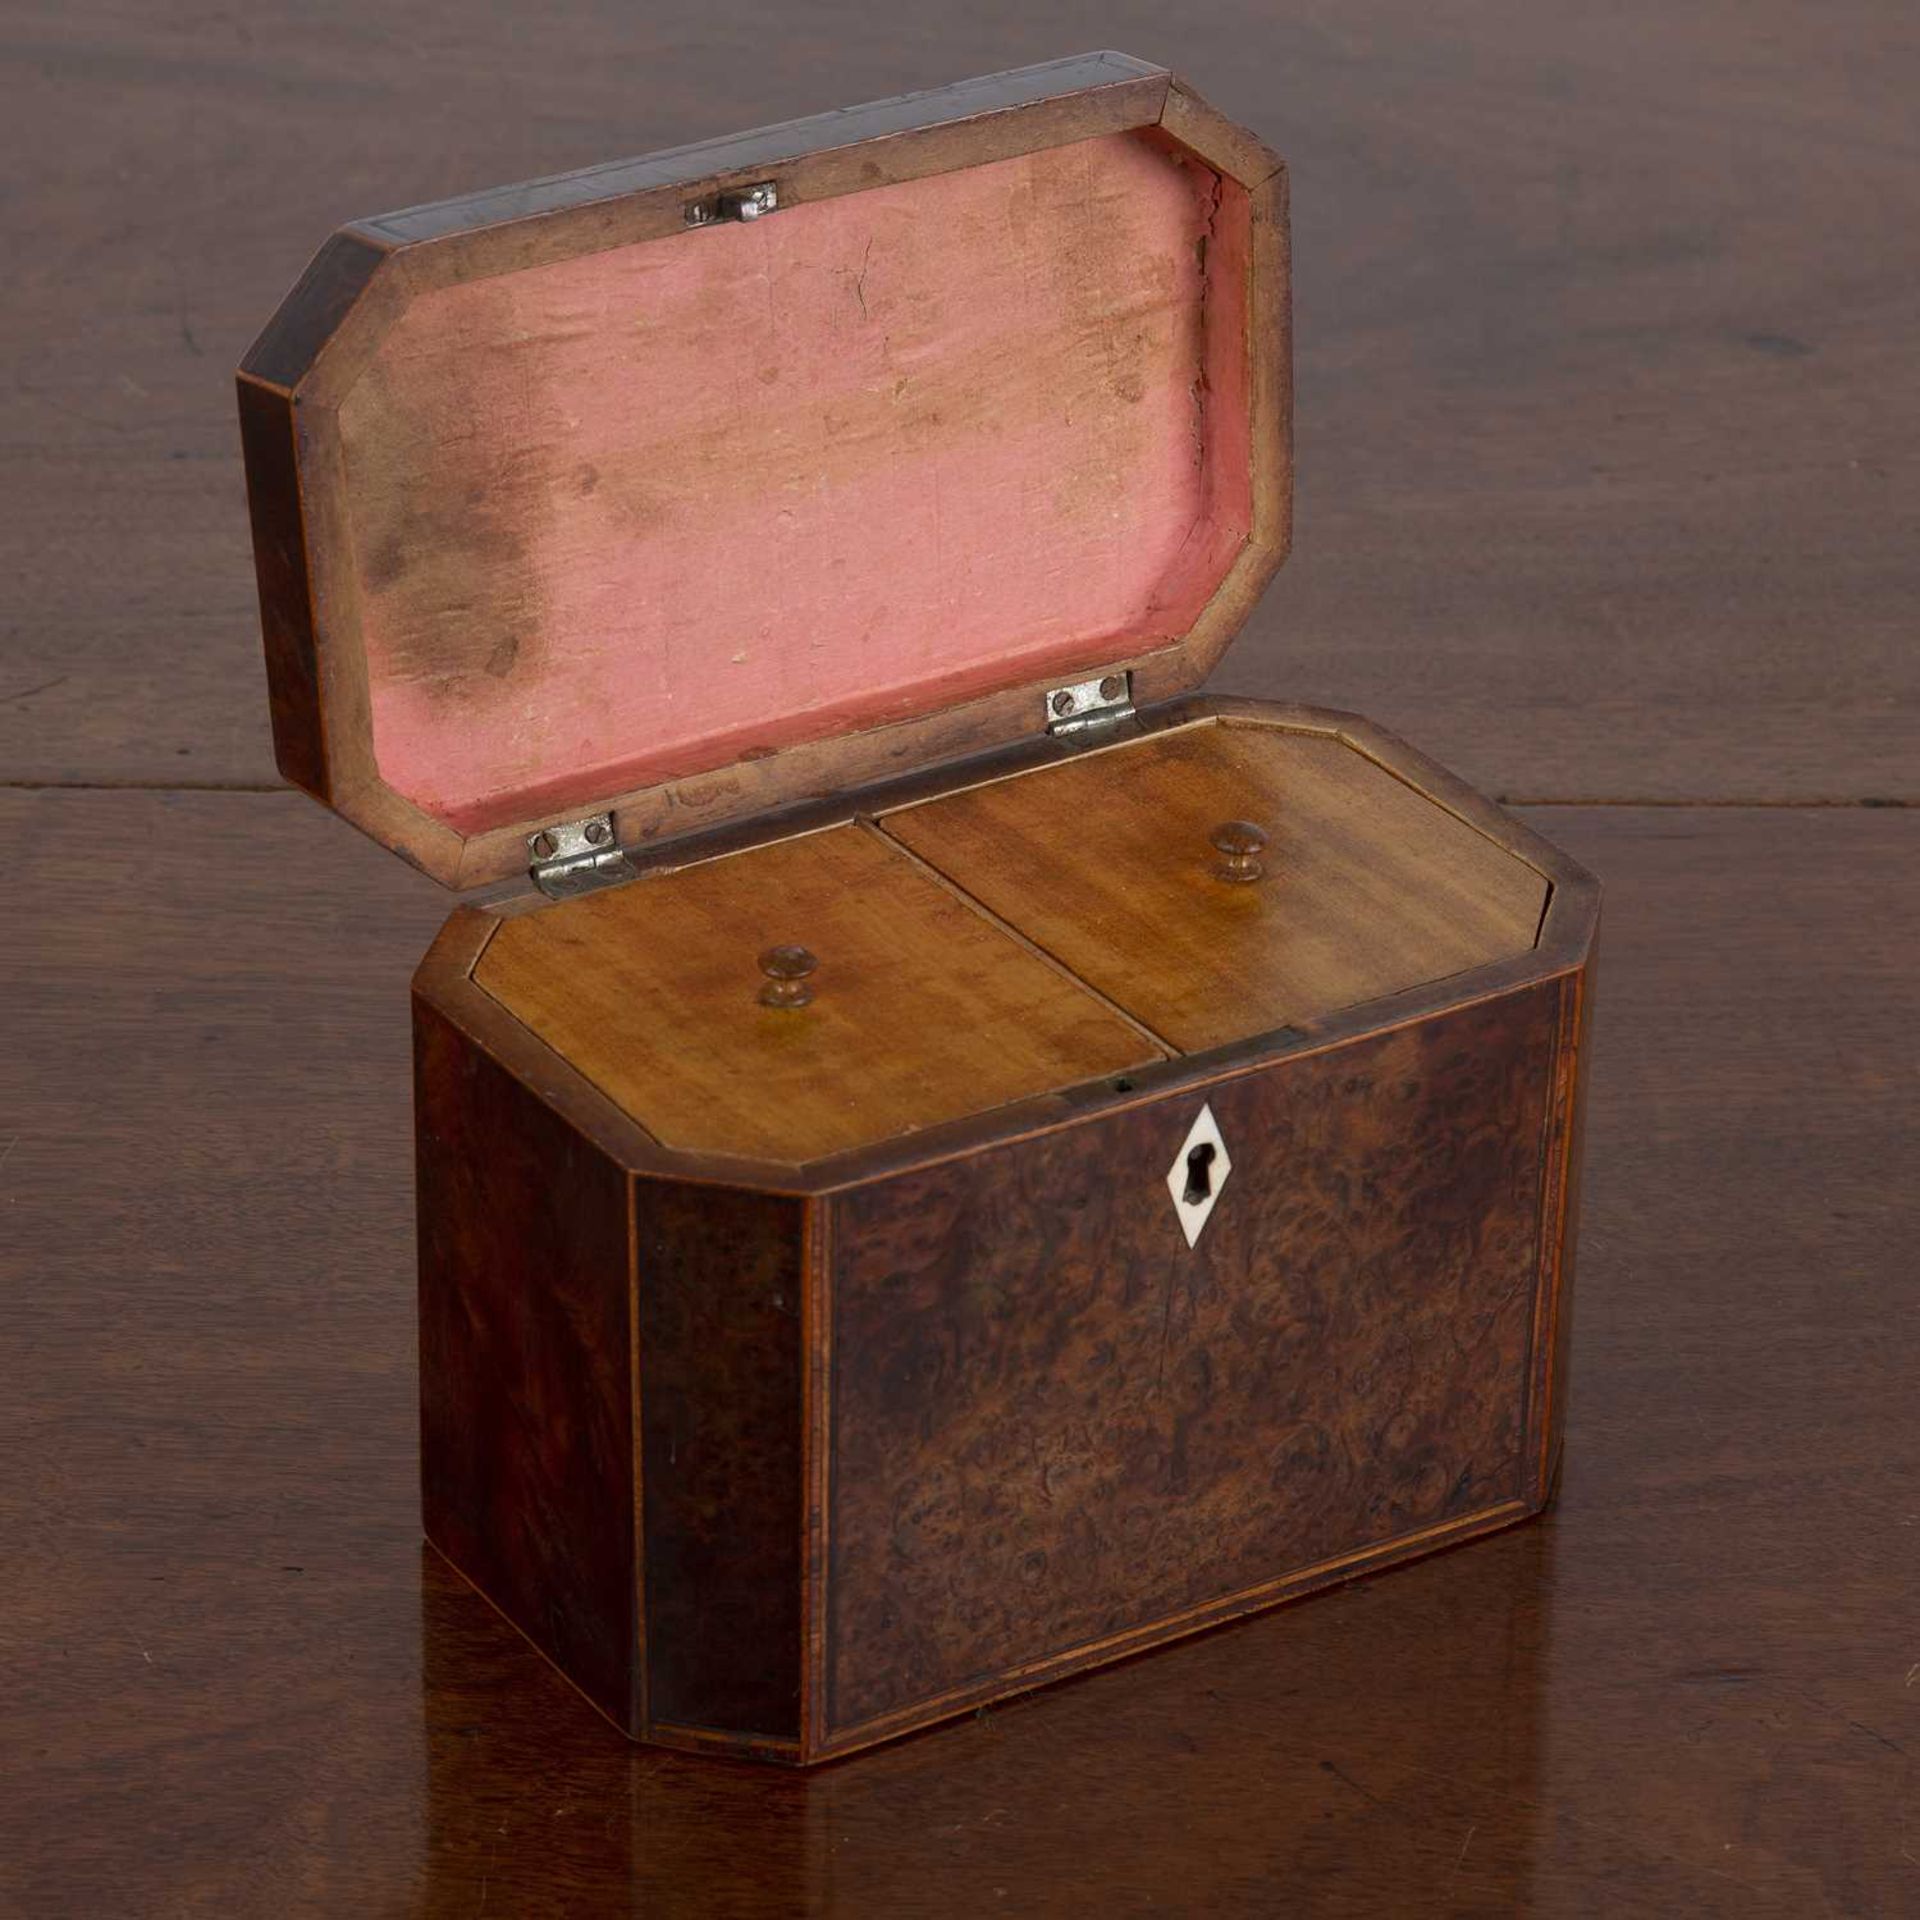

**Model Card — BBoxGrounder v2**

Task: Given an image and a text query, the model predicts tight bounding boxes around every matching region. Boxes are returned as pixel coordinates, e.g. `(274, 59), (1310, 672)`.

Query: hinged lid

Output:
(238, 52), (1290, 889)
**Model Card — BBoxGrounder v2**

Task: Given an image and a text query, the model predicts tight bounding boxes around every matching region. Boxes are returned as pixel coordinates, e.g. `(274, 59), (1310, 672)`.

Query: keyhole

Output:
(1183, 1141), (1218, 1206)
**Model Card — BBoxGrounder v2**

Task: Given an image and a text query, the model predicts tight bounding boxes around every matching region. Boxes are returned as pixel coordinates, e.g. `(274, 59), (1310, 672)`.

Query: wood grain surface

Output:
(4, 3), (1916, 1912)
(825, 983), (1563, 1740)
(473, 823), (1158, 1161)
(2, 791), (1914, 1915)
(415, 997), (641, 1733)
(3, 3), (1913, 800)
(883, 719), (1549, 1050)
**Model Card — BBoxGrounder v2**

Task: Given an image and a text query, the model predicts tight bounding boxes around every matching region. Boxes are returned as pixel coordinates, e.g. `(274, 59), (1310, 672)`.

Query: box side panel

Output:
(823, 982), (1561, 1748)
(1525, 950), (1597, 1506)
(635, 1183), (806, 1746)
(414, 997), (638, 1730)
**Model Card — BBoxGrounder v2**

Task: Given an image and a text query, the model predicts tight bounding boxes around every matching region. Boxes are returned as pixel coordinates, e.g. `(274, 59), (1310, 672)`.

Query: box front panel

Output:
(822, 980), (1568, 1748)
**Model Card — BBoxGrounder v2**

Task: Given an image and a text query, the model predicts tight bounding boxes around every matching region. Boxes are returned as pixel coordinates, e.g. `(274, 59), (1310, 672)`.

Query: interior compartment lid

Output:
(238, 53), (1291, 889)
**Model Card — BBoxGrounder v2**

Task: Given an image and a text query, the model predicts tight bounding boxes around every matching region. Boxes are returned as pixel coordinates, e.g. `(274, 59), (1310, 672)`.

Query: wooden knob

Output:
(1209, 820), (1269, 885)
(758, 944), (817, 1009)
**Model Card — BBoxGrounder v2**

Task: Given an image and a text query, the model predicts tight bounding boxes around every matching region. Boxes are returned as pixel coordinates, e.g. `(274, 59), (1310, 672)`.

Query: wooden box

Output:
(239, 52), (1597, 1765)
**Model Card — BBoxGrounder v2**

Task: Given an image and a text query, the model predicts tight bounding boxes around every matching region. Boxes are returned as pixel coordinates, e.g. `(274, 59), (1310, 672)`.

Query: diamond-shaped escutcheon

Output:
(1166, 1102), (1231, 1248)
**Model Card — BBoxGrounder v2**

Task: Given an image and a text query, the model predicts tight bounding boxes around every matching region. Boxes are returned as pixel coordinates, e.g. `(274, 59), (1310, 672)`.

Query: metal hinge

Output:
(1046, 672), (1134, 737)
(527, 814), (637, 900)
(684, 181), (778, 228)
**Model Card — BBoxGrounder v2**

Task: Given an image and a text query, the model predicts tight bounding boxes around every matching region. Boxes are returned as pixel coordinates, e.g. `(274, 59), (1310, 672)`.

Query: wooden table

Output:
(3, 6), (1914, 1914)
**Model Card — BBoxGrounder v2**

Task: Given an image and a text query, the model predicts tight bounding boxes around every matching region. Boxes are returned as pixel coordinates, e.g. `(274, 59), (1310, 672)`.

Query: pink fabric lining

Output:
(338, 131), (1253, 832)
